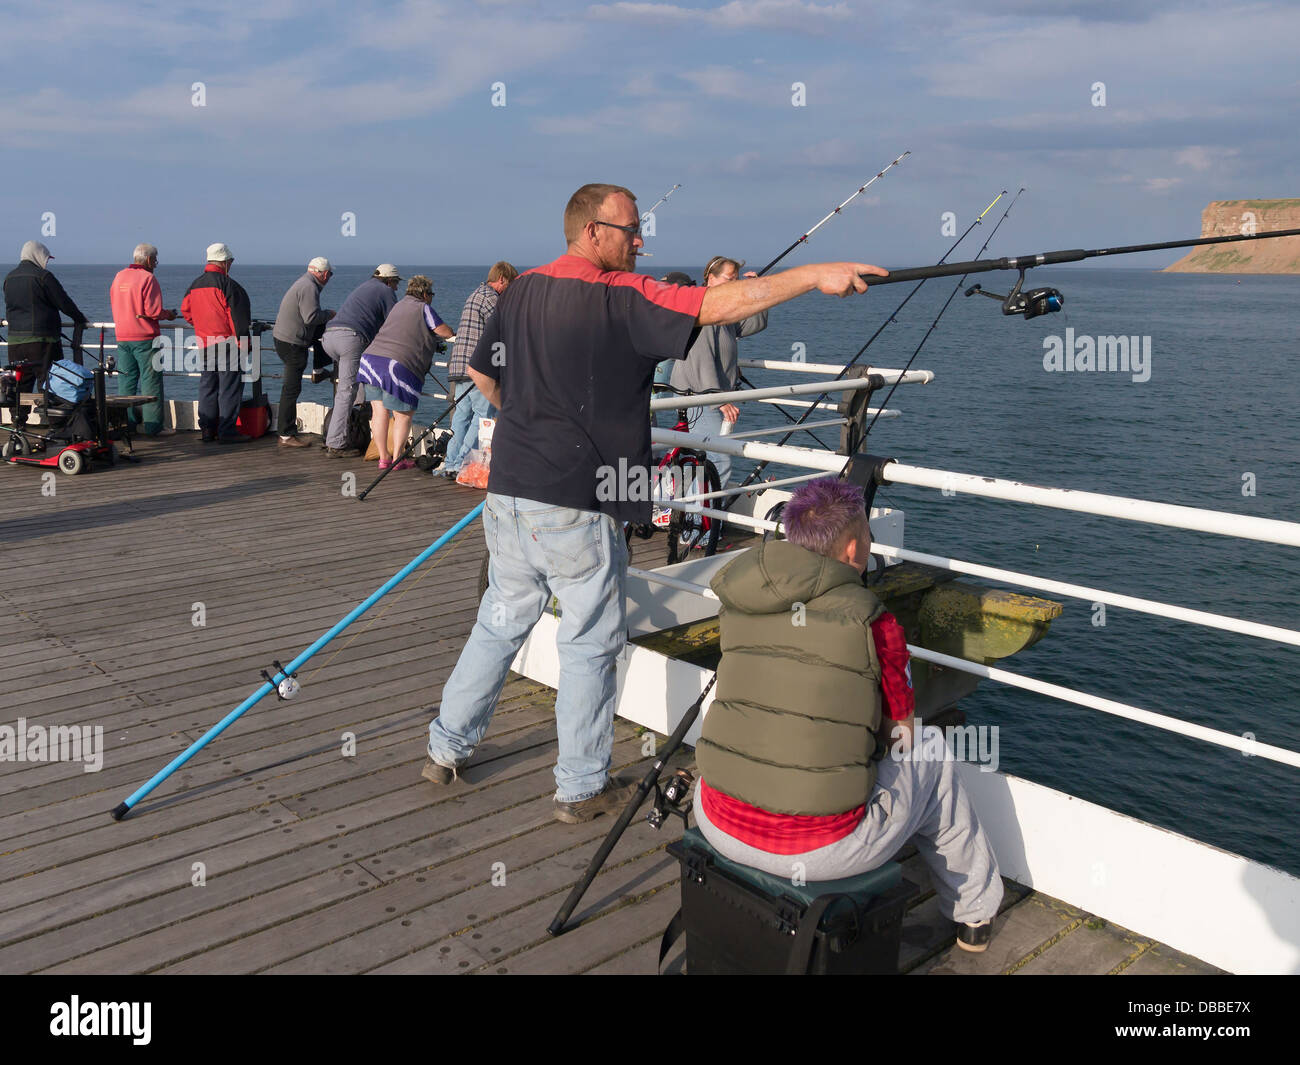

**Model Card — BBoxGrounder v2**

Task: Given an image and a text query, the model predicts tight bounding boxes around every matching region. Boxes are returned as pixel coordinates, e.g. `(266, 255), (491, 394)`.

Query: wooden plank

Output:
(0, 683), (549, 847)
(1118, 942), (1223, 976)
(263, 804), (675, 974)
(10, 736), (643, 970)
(20, 759), (568, 974)
(151, 750), (646, 974)
(483, 855), (682, 975)
(915, 892), (1086, 975)
(1015, 915), (1154, 976)
(898, 875), (1033, 973)
(369, 844), (680, 975)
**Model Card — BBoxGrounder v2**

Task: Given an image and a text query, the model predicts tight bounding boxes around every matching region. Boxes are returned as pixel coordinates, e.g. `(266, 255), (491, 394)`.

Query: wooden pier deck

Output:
(0, 433), (1220, 975)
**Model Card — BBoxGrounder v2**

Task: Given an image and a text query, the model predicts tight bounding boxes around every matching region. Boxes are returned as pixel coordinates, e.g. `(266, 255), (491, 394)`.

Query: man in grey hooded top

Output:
(3, 241), (88, 379)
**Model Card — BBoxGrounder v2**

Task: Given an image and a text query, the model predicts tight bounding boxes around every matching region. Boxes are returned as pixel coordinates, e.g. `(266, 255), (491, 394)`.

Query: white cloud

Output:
(1175, 145), (1239, 172)
(679, 66), (751, 99)
(719, 150), (762, 173)
(588, 0), (853, 34)
(534, 100), (692, 137)
(1144, 177), (1182, 192)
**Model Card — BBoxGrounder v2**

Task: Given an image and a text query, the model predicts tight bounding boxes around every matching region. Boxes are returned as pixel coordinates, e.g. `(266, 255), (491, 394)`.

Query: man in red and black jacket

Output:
(181, 242), (252, 444)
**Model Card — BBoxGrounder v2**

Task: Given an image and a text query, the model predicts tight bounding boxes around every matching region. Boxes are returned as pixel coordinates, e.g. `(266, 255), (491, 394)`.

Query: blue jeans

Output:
(428, 494), (628, 802)
(443, 378), (496, 472)
(686, 404), (731, 487)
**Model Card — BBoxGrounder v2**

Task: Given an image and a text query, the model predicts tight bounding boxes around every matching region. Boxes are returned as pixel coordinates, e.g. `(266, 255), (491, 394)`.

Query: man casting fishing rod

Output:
(422, 181), (887, 822)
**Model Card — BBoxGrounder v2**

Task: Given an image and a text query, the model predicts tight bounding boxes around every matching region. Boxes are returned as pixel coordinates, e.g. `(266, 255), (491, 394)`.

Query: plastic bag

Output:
(457, 447), (491, 489)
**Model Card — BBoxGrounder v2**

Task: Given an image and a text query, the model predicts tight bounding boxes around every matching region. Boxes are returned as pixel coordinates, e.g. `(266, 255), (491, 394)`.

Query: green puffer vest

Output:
(696, 539), (884, 816)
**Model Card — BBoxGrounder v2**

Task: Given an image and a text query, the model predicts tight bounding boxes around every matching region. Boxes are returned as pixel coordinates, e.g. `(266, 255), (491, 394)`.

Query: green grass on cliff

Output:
(1213, 199), (1300, 210)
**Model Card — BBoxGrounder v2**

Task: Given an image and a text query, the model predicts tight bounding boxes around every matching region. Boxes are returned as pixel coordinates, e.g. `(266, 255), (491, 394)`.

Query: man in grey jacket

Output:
(272, 256), (334, 447)
(668, 255), (766, 486)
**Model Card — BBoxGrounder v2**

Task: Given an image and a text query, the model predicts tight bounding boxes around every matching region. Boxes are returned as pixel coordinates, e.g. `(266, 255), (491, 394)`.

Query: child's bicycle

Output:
(649, 406), (723, 565)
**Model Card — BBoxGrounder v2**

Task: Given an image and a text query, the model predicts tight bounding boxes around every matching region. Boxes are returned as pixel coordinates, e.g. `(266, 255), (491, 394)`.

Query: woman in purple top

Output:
(356, 275), (454, 470)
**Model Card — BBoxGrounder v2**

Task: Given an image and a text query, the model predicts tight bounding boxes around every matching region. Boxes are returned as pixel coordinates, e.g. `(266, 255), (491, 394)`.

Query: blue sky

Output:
(1, 0), (1296, 269)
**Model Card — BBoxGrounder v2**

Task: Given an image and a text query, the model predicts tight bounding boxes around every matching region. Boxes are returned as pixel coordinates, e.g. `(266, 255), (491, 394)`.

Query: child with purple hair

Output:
(694, 476), (1003, 952)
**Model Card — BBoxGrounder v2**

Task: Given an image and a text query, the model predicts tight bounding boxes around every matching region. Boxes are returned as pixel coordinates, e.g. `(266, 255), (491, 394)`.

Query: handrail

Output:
(653, 494), (1300, 649)
(738, 359), (933, 384)
(649, 376), (882, 411)
(625, 562), (1300, 770)
(880, 461), (1300, 550)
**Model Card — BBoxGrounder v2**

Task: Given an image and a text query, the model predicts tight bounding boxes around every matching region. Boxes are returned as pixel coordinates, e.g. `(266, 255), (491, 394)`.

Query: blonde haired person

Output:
(355, 275), (454, 470)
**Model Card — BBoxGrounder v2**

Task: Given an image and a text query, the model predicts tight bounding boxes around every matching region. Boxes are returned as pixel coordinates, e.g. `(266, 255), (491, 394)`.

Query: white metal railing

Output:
(652, 428), (847, 471)
(658, 471), (824, 506)
(881, 461), (1300, 550)
(652, 470), (1300, 649)
(759, 397), (846, 412)
(627, 557), (1300, 770)
(724, 418), (846, 440)
(2, 320), (458, 387)
(650, 376), (884, 411)
(871, 541), (1300, 649)
(737, 359), (934, 384)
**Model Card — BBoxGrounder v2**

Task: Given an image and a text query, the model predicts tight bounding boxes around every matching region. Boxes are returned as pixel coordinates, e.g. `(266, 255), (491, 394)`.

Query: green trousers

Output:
(116, 339), (165, 434)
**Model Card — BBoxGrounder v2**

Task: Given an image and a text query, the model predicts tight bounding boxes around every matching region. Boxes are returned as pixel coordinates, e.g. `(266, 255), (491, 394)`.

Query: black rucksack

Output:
(345, 403), (372, 453)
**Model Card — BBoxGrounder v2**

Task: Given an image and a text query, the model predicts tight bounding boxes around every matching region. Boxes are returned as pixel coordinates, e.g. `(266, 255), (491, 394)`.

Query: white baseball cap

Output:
(308, 256), (332, 273)
(375, 263), (402, 280)
(206, 242), (233, 262)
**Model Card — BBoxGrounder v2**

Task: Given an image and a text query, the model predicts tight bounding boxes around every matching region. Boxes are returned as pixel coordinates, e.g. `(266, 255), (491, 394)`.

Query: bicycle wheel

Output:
(666, 456), (722, 564)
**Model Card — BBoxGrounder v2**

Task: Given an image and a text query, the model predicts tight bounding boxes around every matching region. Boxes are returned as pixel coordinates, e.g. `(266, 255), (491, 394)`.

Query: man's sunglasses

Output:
(593, 219), (642, 237)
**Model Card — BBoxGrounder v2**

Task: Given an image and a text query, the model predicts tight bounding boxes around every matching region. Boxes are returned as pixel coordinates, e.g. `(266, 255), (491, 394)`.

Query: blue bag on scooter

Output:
(47, 359), (94, 404)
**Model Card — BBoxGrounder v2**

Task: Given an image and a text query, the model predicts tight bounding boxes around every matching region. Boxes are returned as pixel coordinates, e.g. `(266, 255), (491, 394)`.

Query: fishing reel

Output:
(647, 768), (695, 830)
(261, 660), (301, 700)
(965, 268), (1063, 320)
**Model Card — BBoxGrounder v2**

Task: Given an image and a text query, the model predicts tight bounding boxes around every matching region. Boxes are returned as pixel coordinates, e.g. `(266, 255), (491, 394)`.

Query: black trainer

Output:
(957, 918), (993, 953)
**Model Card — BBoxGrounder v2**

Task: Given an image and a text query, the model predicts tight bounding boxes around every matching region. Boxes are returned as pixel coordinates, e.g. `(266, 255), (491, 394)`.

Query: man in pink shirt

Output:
(110, 243), (178, 436)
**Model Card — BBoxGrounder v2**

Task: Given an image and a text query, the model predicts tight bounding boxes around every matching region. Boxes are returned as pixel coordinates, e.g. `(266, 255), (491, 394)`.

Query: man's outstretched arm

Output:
(697, 262), (886, 327)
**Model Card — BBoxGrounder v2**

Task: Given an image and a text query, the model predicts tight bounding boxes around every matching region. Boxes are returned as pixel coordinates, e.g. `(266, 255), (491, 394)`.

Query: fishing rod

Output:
(356, 378), (474, 500)
(733, 151), (912, 452)
(857, 226), (1300, 317)
(755, 152), (910, 276)
(738, 187), (1014, 488)
(641, 183), (681, 221)
(111, 501), (487, 820)
(861, 187), (1028, 442)
(635, 183), (682, 259)
(548, 674), (716, 936)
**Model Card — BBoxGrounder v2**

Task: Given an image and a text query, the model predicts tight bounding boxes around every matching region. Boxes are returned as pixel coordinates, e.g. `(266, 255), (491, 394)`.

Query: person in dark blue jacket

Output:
(3, 241), (88, 380)
(320, 265), (401, 456)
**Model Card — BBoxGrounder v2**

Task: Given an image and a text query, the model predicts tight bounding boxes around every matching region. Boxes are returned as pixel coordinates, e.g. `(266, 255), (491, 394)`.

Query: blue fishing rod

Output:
(111, 501), (486, 820)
